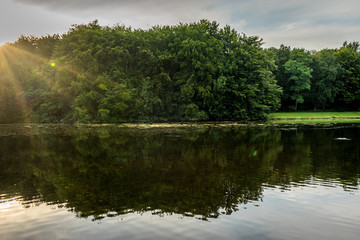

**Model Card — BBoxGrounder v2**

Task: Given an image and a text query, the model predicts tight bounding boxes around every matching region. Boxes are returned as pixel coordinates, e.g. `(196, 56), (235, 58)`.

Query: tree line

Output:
(0, 20), (359, 123)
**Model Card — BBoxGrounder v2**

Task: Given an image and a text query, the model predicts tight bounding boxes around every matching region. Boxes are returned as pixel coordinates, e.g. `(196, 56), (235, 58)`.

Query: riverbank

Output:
(1, 112), (360, 130)
(268, 112), (360, 124)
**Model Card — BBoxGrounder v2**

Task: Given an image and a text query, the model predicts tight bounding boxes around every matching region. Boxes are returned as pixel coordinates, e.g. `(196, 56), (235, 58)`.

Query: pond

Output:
(0, 124), (359, 240)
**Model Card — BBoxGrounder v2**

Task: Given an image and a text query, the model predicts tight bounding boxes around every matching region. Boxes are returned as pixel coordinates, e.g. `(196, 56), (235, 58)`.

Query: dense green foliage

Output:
(0, 20), (359, 123)
(0, 20), (281, 123)
(269, 42), (360, 111)
(284, 49), (312, 111)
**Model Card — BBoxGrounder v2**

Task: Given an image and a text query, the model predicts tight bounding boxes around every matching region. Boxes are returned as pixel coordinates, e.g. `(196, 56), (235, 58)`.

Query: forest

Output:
(0, 20), (359, 123)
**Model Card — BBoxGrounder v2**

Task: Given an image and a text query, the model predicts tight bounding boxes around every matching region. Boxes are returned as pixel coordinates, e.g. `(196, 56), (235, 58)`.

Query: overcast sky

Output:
(1, 0), (359, 50)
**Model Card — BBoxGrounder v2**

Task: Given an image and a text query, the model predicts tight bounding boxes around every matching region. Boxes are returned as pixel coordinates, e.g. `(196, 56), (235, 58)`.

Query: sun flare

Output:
(0, 41), (89, 123)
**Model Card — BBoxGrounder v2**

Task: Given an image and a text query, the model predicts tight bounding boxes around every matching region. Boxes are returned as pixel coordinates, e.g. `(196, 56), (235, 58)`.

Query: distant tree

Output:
(334, 43), (360, 110)
(268, 45), (291, 110)
(284, 49), (312, 111)
(308, 50), (344, 110)
(342, 41), (360, 52)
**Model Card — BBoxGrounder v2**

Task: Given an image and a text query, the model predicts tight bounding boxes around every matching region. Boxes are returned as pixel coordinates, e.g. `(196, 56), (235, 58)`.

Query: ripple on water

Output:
(1, 125), (360, 240)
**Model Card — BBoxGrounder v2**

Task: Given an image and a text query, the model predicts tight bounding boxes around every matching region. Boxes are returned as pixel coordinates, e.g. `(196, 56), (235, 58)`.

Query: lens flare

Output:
(0, 43), (88, 123)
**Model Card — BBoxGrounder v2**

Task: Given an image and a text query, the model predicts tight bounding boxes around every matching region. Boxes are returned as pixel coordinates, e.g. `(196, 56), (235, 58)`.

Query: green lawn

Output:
(269, 112), (360, 119)
(269, 119), (360, 124)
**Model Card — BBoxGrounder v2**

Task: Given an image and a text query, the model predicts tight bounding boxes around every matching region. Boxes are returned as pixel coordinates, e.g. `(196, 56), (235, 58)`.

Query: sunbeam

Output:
(0, 45), (31, 122)
(0, 42), (88, 123)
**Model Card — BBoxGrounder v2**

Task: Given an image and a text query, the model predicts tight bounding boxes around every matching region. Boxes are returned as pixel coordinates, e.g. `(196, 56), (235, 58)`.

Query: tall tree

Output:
(308, 50), (344, 110)
(284, 49), (312, 111)
(334, 42), (360, 110)
(268, 45), (291, 110)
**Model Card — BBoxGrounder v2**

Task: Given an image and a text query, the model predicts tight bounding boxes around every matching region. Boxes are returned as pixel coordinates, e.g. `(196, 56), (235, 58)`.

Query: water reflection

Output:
(0, 124), (359, 221)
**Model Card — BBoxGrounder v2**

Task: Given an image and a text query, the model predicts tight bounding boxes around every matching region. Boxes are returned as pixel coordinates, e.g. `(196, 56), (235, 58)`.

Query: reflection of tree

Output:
(0, 125), (359, 220)
(307, 128), (360, 186)
(266, 130), (312, 187)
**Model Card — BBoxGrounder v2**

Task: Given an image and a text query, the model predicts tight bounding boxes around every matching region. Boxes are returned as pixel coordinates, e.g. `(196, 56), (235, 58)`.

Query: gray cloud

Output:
(12, 0), (213, 12)
(5, 0), (360, 49)
(0, 1), (80, 44)
(262, 24), (360, 50)
(14, 0), (360, 29)
(12, 0), (227, 29)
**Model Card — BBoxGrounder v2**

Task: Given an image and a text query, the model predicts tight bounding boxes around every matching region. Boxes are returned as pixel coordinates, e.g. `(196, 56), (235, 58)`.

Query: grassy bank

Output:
(269, 119), (360, 124)
(269, 112), (360, 119)
(268, 112), (360, 124)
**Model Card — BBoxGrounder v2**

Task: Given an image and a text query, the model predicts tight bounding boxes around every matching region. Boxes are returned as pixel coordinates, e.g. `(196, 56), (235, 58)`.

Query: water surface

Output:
(1, 124), (359, 240)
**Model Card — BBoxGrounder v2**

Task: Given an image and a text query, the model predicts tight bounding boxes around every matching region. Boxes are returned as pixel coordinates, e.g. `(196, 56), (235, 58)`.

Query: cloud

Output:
(12, 0), (231, 30)
(262, 24), (360, 50)
(12, 0), (360, 29)
(0, 0), (81, 44)
(12, 0), (216, 13)
(6, 0), (360, 49)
